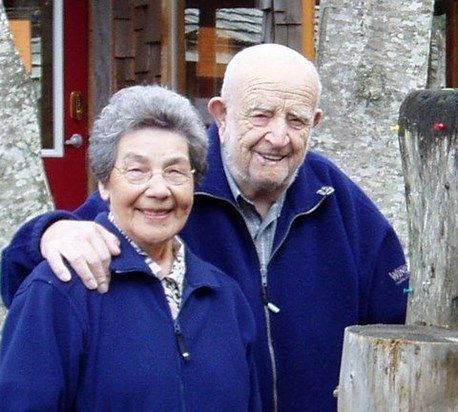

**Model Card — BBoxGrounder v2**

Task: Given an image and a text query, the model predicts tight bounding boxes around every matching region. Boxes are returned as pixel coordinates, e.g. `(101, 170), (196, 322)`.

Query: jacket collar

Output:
(198, 122), (335, 217)
(94, 212), (222, 292)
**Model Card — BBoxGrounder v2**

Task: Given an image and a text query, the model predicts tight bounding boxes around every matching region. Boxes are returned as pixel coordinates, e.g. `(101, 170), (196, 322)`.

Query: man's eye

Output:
(288, 118), (307, 130)
(250, 113), (270, 126)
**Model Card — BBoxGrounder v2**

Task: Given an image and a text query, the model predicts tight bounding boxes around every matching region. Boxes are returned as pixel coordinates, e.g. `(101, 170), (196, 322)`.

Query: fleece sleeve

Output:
(364, 225), (409, 325)
(0, 275), (85, 411)
(1, 191), (107, 307)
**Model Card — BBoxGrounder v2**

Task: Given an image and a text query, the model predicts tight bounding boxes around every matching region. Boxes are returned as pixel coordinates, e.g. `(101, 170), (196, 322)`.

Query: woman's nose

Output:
(143, 173), (171, 197)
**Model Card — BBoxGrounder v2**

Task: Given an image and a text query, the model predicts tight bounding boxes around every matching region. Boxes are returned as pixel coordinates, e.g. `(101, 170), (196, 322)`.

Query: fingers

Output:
(84, 226), (120, 293)
(44, 247), (73, 282)
(40, 220), (120, 293)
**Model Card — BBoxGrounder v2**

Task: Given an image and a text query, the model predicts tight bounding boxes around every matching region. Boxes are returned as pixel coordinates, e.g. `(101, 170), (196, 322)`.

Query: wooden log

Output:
(337, 90), (458, 410)
(338, 324), (458, 412)
(398, 89), (458, 328)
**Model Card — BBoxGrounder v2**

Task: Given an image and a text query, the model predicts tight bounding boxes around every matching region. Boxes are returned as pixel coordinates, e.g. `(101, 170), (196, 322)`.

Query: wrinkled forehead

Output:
(235, 76), (318, 116)
(230, 52), (318, 99)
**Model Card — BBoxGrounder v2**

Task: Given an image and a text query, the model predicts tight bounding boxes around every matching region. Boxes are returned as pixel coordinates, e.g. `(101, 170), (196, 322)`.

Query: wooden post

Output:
(338, 325), (458, 411)
(301, 0), (316, 61)
(338, 89), (458, 411)
(398, 89), (458, 328)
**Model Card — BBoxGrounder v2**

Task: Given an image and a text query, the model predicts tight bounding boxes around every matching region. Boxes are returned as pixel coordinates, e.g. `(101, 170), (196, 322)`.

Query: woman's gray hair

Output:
(89, 84), (208, 185)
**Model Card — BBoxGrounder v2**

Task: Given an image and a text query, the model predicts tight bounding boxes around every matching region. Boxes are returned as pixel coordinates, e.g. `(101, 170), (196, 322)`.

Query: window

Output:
(5, 0), (63, 155)
(185, 4), (263, 124)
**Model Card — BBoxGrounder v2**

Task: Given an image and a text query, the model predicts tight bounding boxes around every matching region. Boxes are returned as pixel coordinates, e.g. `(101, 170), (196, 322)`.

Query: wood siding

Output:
(112, 0), (163, 90)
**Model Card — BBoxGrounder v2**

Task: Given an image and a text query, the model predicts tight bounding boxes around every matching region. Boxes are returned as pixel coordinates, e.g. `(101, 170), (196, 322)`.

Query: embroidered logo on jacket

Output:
(388, 264), (409, 285)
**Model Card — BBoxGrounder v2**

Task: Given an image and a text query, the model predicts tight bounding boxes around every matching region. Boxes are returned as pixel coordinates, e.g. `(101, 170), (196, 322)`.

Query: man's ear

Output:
(98, 181), (110, 202)
(208, 97), (227, 128)
(313, 109), (323, 127)
(208, 97), (228, 143)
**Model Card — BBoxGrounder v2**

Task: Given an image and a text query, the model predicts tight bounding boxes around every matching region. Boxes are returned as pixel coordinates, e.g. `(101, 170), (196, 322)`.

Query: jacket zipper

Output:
(174, 320), (191, 361)
(263, 187), (335, 412)
(196, 187), (334, 412)
(261, 263), (280, 412)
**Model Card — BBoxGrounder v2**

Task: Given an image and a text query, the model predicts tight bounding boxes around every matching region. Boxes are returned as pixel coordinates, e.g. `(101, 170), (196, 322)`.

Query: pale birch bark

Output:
(314, 0), (435, 252)
(0, 2), (53, 331)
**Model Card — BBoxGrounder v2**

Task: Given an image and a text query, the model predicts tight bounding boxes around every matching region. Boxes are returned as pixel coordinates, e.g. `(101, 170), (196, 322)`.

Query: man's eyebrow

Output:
(289, 109), (314, 121)
(247, 104), (313, 121)
(247, 103), (272, 112)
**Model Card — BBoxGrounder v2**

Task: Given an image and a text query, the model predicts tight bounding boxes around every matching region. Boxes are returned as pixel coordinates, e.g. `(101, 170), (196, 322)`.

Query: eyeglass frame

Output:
(113, 164), (195, 186)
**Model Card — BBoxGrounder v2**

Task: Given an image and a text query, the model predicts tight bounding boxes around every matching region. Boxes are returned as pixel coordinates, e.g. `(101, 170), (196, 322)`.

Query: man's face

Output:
(219, 66), (321, 202)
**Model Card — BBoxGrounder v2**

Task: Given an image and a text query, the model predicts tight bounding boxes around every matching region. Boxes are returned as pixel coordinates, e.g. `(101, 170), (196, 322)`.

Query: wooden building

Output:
(3, 0), (458, 209)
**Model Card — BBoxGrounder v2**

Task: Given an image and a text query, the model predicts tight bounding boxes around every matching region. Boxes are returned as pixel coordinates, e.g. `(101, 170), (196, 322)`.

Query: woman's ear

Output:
(98, 181), (110, 202)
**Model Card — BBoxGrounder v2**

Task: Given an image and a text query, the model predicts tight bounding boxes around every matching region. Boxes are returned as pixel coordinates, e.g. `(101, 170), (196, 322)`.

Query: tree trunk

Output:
(0, 4), (53, 331)
(315, 0), (435, 251)
(337, 90), (458, 411)
(338, 324), (458, 412)
(398, 89), (458, 328)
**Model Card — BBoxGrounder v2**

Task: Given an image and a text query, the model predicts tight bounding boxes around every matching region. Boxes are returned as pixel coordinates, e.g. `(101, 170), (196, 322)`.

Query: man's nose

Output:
(265, 117), (289, 147)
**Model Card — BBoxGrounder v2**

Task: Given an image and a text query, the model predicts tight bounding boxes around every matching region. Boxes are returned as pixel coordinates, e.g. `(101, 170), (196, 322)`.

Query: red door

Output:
(6, 0), (88, 210)
(43, 0), (89, 210)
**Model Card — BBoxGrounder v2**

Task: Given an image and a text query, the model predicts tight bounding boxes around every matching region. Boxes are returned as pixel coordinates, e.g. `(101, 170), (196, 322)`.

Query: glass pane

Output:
(5, 0), (54, 149)
(185, 7), (263, 124)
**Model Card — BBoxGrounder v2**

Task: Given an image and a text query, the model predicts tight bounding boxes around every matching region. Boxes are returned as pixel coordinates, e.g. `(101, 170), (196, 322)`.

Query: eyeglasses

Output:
(114, 164), (195, 186)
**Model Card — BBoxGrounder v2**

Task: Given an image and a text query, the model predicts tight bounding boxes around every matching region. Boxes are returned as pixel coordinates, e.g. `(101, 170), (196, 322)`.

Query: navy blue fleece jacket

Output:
(1, 124), (408, 411)
(0, 212), (260, 411)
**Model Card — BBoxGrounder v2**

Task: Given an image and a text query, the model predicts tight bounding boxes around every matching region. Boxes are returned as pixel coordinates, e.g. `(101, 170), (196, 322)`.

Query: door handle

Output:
(64, 133), (83, 148)
(70, 91), (84, 120)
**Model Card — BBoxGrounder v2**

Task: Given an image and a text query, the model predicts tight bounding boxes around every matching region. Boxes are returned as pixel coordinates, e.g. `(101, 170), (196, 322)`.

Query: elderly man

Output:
(2, 44), (408, 412)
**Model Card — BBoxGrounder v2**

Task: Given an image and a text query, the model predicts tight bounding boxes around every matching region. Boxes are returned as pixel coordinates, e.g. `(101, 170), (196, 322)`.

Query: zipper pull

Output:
(174, 322), (191, 361)
(262, 284), (280, 313)
(267, 302), (281, 314)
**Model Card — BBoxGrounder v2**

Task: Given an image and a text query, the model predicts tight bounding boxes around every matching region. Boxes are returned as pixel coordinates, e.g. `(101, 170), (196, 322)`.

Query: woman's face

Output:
(99, 127), (194, 258)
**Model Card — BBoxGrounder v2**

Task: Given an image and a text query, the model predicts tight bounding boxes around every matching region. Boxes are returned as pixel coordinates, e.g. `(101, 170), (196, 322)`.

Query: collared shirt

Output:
(108, 212), (185, 319)
(222, 163), (285, 271)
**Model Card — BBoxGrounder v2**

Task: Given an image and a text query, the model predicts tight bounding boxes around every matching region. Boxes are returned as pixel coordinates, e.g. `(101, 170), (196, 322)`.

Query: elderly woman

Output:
(0, 85), (260, 411)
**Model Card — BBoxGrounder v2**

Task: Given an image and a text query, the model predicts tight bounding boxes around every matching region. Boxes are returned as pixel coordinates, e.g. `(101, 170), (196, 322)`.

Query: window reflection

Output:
(185, 7), (263, 124)
(5, 0), (53, 149)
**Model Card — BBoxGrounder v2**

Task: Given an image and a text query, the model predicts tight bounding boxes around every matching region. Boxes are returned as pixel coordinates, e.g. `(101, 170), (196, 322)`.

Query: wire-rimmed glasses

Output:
(114, 164), (195, 186)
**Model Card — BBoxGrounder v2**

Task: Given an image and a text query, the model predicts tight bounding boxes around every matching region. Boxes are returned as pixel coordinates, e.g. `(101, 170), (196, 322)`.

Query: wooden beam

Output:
(186, 0), (255, 8)
(446, 0), (458, 87)
(301, 0), (316, 61)
(161, 0), (186, 93)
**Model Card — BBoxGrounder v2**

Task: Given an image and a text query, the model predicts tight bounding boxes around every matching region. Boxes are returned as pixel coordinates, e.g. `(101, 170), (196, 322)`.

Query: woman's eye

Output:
(125, 167), (148, 178)
(165, 168), (185, 177)
(127, 167), (144, 173)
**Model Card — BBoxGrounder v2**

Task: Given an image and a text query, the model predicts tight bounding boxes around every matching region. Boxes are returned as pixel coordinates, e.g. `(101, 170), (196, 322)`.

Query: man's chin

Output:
(251, 177), (290, 194)
(256, 170), (299, 192)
